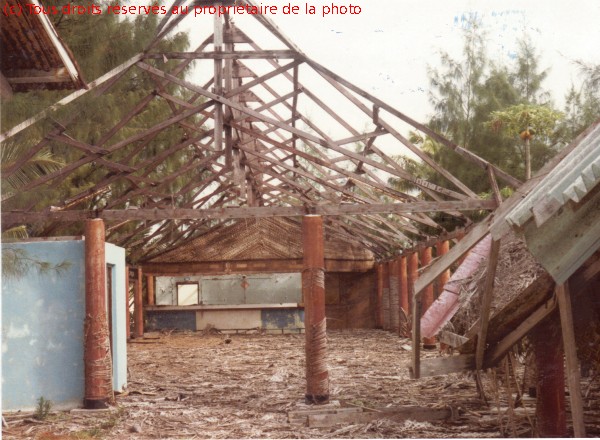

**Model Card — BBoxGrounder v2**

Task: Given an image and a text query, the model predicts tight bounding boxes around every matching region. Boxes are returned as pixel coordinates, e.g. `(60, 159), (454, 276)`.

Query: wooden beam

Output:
(145, 50), (299, 60)
(475, 238), (501, 370)
(555, 283), (586, 438)
(2, 200), (496, 224)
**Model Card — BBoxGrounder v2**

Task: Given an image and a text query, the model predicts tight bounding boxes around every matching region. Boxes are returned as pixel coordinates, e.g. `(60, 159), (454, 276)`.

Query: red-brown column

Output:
(406, 252), (419, 318)
(146, 274), (155, 306)
(302, 215), (329, 404)
(134, 267), (144, 339)
(84, 219), (113, 409)
(382, 262), (390, 330)
(420, 247), (436, 348)
(435, 241), (450, 299)
(389, 258), (400, 333)
(531, 319), (567, 437)
(375, 264), (384, 329)
(399, 256), (409, 336)
(125, 267), (130, 340)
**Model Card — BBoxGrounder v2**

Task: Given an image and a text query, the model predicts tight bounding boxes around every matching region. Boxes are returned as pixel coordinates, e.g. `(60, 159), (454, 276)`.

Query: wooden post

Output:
(389, 258), (400, 334)
(408, 252), (420, 378)
(213, 15), (224, 152)
(435, 241), (450, 299)
(84, 219), (113, 409)
(134, 267), (144, 339)
(420, 247), (436, 349)
(302, 215), (329, 404)
(399, 256), (408, 337)
(531, 317), (567, 438)
(556, 283), (586, 437)
(125, 266), (130, 340)
(375, 264), (384, 329)
(382, 262), (390, 330)
(146, 274), (155, 306)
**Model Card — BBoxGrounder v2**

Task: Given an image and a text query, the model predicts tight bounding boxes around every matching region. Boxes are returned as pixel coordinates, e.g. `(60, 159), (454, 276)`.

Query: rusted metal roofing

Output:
(147, 217), (374, 264)
(0, 0), (85, 93)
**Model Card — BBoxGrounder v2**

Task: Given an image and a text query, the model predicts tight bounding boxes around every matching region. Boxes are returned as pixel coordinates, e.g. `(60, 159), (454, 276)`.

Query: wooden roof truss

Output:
(0, 1), (519, 261)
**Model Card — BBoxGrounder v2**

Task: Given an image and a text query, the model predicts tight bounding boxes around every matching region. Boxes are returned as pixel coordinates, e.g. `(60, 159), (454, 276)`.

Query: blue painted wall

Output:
(2, 241), (85, 411)
(2, 239), (127, 411)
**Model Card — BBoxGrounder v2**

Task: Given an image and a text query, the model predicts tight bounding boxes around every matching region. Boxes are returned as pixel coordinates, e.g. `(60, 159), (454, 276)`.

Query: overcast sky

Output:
(182, 0), (600, 122)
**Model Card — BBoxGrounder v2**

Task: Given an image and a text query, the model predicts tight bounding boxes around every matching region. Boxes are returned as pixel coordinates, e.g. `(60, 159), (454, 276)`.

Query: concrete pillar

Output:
(134, 267), (144, 339)
(435, 241), (450, 299)
(84, 219), (113, 409)
(420, 247), (436, 349)
(125, 267), (130, 340)
(399, 256), (409, 336)
(382, 262), (390, 330)
(407, 252), (419, 320)
(375, 264), (384, 329)
(302, 215), (329, 404)
(146, 274), (155, 306)
(389, 258), (400, 333)
(531, 319), (567, 437)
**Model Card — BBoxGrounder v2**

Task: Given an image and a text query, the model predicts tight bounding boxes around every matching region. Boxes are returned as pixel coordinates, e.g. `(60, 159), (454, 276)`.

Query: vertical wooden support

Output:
(84, 219), (112, 409)
(389, 258), (400, 334)
(556, 283), (586, 438)
(382, 262), (390, 330)
(531, 318), (567, 438)
(399, 256), (408, 336)
(435, 241), (450, 299)
(134, 267), (144, 339)
(223, 15), (233, 168)
(408, 252), (420, 378)
(375, 264), (384, 329)
(302, 215), (329, 404)
(420, 247), (436, 349)
(213, 15), (224, 152)
(125, 267), (130, 340)
(146, 274), (155, 306)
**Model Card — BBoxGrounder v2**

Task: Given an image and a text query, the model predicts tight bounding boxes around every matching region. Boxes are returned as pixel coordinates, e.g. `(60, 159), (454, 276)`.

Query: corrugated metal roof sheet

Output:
(506, 120), (600, 228)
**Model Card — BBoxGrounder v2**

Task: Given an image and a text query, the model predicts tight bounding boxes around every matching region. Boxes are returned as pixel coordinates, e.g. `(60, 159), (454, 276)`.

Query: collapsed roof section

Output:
(0, 0), (520, 261)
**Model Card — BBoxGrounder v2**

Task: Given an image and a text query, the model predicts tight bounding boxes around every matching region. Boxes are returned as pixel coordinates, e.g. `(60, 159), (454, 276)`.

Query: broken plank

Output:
(308, 406), (453, 428)
(439, 331), (469, 348)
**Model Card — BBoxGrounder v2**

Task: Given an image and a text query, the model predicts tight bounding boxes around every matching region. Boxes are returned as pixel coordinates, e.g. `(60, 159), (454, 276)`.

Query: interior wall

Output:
(1, 240), (127, 411)
(155, 273), (302, 305)
(325, 270), (377, 330)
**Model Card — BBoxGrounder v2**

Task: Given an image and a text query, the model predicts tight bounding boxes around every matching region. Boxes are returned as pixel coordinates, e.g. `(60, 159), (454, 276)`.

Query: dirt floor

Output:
(3, 329), (590, 439)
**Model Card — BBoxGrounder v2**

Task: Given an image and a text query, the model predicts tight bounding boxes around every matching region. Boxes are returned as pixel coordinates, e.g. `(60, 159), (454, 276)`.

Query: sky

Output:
(181, 0), (600, 123)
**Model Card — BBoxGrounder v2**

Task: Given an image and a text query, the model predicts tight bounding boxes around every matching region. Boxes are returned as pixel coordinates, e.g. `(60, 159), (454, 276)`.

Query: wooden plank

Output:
(555, 283), (586, 438)
(308, 406), (453, 428)
(145, 50), (298, 60)
(475, 238), (501, 370)
(1, 200), (496, 224)
(483, 296), (557, 368)
(416, 354), (475, 378)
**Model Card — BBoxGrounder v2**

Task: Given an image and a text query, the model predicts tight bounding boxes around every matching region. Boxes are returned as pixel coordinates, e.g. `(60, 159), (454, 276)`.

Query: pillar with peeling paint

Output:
(125, 267), (130, 340)
(435, 241), (450, 298)
(376, 264), (384, 329)
(147, 274), (155, 306)
(389, 258), (400, 333)
(531, 319), (567, 437)
(407, 252), (419, 320)
(302, 215), (329, 404)
(84, 219), (113, 409)
(382, 262), (390, 330)
(420, 247), (436, 348)
(399, 256), (409, 336)
(134, 267), (144, 339)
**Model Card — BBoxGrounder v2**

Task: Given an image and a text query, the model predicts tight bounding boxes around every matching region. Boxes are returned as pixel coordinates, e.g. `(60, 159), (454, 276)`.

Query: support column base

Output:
(305, 394), (329, 405)
(83, 398), (109, 410)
